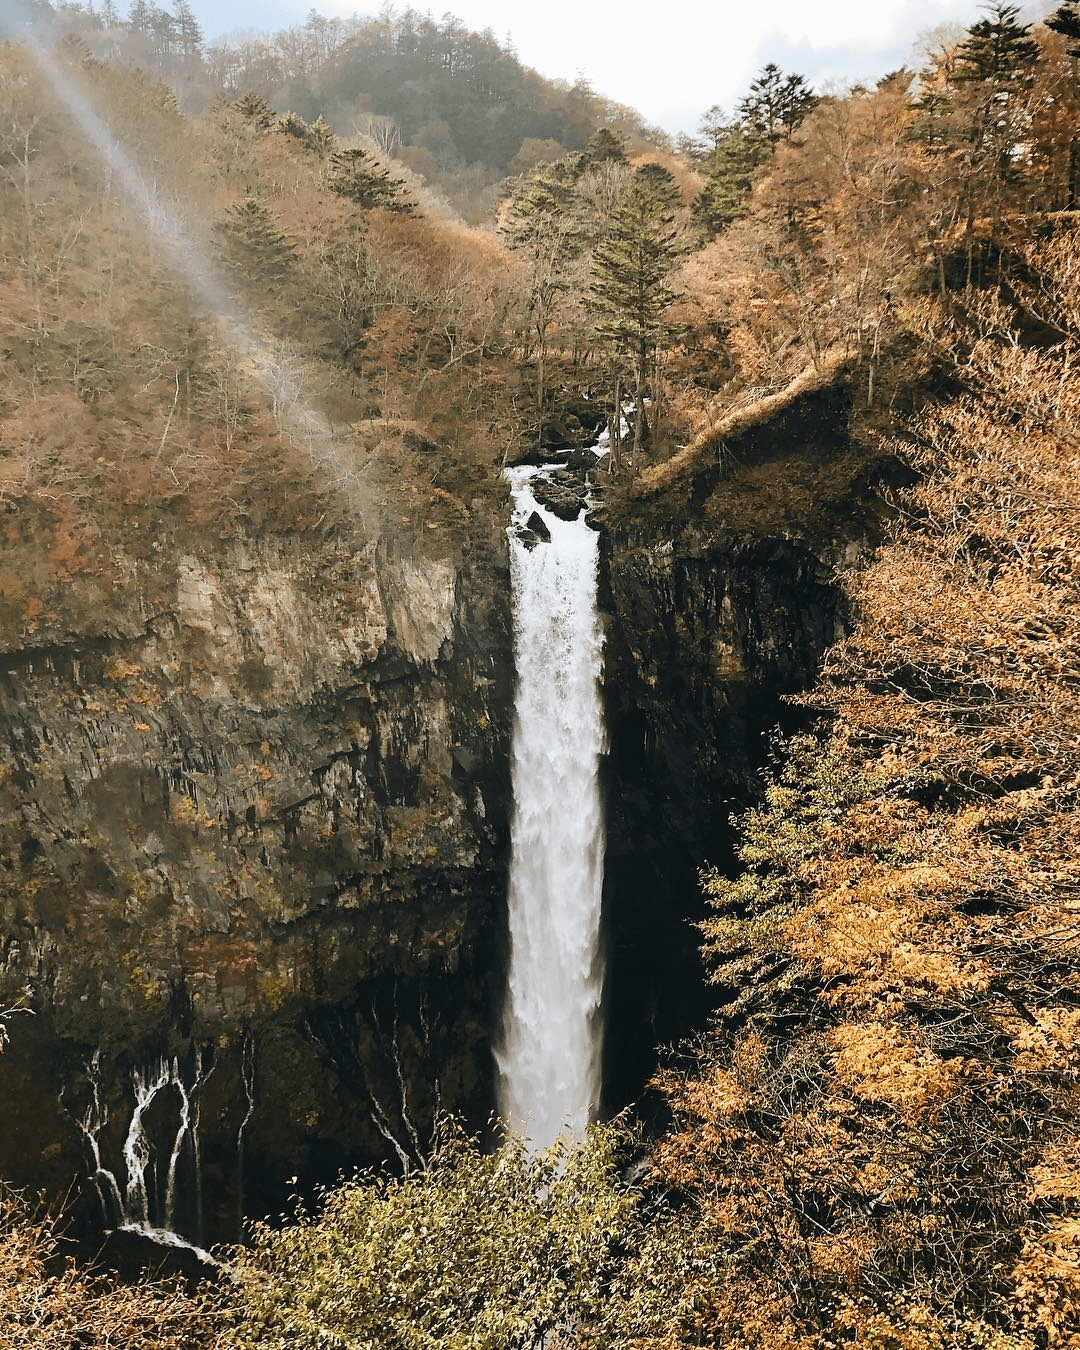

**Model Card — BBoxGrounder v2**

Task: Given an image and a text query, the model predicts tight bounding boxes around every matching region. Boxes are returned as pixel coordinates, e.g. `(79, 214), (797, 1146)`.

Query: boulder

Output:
(525, 510), (551, 542)
(531, 477), (584, 521)
(567, 448), (601, 474)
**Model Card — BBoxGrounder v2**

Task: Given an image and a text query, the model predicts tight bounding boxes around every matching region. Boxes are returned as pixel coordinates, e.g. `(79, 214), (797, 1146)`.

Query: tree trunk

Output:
(632, 337), (647, 462)
(609, 373), (622, 475)
(535, 318), (545, 431)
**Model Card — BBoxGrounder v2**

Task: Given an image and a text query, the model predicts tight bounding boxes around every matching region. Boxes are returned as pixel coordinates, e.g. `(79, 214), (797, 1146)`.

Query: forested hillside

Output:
(2, 1), (1080, 1346)
(6, 0), (660, 219)
(0, 42), (523, 645)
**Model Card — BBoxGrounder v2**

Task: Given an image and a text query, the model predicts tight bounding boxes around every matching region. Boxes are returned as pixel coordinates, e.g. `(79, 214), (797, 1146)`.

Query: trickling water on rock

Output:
(495, 466), (606, 1149)
(71, 1049), (216, 1262)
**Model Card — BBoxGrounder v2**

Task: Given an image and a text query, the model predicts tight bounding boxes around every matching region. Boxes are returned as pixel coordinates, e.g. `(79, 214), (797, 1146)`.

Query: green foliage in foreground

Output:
(224, 1125), (636, 1350)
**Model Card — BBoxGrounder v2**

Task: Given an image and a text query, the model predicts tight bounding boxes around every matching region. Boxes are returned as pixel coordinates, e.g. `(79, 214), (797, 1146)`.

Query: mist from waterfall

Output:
(495, 467), (606, 1150)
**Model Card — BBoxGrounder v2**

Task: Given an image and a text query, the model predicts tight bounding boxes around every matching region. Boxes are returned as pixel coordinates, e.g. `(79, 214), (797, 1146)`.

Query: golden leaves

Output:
(1008, 1008), (1080, 1075)
(642, 227), (1080, 1349)
(1012, 1219), (1080, 1347)
(830, 1022), (972, 1119)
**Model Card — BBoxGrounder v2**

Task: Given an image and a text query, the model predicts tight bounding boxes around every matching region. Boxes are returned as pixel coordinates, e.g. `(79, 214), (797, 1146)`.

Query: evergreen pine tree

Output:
(307, 115), (336, 157)
(214, 197), (298, 289)
(954, 1), (1040, 183)
(1046, 1), (1080, 56)
(955, 1), (1040, 84)
(171, 0), (202, 57)
(908, 47), (961, 152)
(277, 113), (336, 156)
(232, 90), (276, 133)
(633, 161), (680, 210)
(127, 0), (152, 34)
(502, 159), (583, 411)
(326, 147), (414, 211)
(697, 105), (731, 157)
(581, 127), (626, 167)
(1045, 3), (1080, 205)
(147, 4), (176, 57)
(278, 111), (311, 141)
(589, 165), (681, 464)
(692, 123), (762, 237)
(738, 63), (818, 150)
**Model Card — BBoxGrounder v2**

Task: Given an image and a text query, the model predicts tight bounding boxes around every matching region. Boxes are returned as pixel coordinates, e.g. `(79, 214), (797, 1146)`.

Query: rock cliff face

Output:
(596, 381), (885, 1105)
(599, 528), (846, 1101)
(0, 377), (878, 1247)
(0, 514), (512, 1243)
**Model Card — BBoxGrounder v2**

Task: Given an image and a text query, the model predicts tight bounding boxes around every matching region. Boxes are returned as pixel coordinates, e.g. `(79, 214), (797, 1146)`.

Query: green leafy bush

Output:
(225, 1124), (635, 1350)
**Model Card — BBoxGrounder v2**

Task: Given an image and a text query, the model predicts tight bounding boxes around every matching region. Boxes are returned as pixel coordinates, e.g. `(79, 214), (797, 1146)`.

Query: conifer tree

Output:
(696, 104), (732, 157)
(127, 0), (152, 34)
(232, 90), (276, 133)
(738, 63), (818, 149)
(147, 5), (176, 57)
(693, 123), (762, 238)
(277, 112), (336, 156)
(1045, 1), (1080, 205)
(1046, 1), (1080, 56)
(955, 0), (1040, 84)
(581, 126), (626, 167)
(589, 165), (681, 464)
(306, 115), (336, 156)
(277, 110), (310, 141)
(954, 1), (1040, 184)
(214, 197), (298, 289)
(171, 0), (202, 57)
(908, 47), (961, 152)
(325, 147), (414, 212)
(503, 158), (584, 411)
(633, 160), (680, 209)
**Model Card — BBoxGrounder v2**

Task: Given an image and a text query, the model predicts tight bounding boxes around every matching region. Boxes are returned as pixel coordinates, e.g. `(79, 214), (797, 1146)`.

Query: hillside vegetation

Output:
(620, 235), (1080, 1346)
(0, 38), (525, 645)
(1, 2), (1080, 1347)
(7, 1), (660, 220)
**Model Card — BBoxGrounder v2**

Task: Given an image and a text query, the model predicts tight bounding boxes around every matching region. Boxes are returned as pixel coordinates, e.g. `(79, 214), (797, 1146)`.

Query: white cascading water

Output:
(495, 465), (606, 1150)
(72, 1051), (218, 1262)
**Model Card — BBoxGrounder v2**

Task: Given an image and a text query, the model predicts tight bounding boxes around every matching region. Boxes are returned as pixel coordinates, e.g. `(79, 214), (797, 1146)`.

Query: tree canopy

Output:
(4, 5), (1080, 1347)
(224, 1127), (635, 1350)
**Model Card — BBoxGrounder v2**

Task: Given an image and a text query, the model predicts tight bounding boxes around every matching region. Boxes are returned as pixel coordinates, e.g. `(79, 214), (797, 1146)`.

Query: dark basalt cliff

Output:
(0, 515), (513, 1243)
(599, 527), (846, 1102)
(596, 380), (890, 1105)
(0, 376), (880, 1249)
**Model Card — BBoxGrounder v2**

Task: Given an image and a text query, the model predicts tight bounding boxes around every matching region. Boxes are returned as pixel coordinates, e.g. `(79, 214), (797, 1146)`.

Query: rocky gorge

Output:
(0, 376), (872, 1251)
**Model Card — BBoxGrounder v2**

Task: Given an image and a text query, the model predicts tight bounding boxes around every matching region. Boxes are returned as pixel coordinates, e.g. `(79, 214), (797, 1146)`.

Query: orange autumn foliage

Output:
(616, 229), (1080, 1350)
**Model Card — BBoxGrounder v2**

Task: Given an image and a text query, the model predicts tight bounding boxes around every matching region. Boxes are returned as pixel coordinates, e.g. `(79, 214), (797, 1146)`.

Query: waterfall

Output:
(71, 1051), (216, 1261)
(236, 1030), (257, 1232)
(495, 466), (606, 1149)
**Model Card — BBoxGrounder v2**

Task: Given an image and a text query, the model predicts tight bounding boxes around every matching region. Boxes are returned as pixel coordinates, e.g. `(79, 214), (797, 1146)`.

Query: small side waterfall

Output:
(495, 466), (606, 1149)
(71, 1050), (217, 1260)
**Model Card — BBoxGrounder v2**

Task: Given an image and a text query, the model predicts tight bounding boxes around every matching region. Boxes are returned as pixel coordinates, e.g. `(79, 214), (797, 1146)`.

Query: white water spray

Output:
(495, 467), (606, 1149)
(235, 1031), (257, 1230)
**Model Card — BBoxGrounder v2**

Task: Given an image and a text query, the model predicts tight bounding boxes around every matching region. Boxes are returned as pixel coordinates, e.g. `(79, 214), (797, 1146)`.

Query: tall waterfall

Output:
(495, 466), (606, 1149)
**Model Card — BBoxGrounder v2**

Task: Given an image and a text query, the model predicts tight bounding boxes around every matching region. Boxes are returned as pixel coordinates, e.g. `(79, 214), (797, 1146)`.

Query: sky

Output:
(188, 0), (1045, 138)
